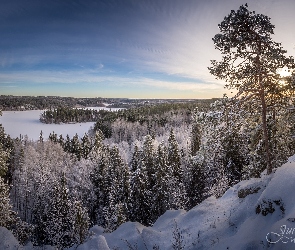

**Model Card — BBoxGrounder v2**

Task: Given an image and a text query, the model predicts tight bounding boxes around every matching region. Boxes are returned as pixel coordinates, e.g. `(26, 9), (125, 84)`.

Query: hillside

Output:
(73, 155), (295, 250)
(2, 156), (295, 249)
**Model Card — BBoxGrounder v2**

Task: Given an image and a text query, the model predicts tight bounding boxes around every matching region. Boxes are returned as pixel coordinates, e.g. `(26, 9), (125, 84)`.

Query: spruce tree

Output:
(91, 145), (130, 231)
(0, 177), (15, 228)
(187, 158), (206, 209)
(33, 174), (90, 248)
(91, 145), (110, 226)
(71, 133), (82, 160)
(106, 146), (129, 231)
(81, 133), (92, 159)
(73, 201), (90, 245)
(129, 142), (150, 225)
(141, 135), (156, 225)
(190, 120), (201, 156)
(45, 175), (74, 248)
(152, 142), (170, 222)
(167, 129), (187, 209)
(64, 134), (71, 153)
(167, 129), (181, 180)
(129, 161), (149, 225)
(0, 122), (15, 228)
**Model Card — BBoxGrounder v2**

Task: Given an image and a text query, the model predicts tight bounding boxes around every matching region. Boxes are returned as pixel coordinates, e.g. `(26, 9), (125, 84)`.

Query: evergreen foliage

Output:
(209, 4), (295, 174)
(0, 114), (15, 229)
(190, 120), (201, 156)
(32, 175), (89, 248)
(40, 107), (101, 124)
(186, 158), (206, 209)
(0, 177), (15, 228)
(91, 145), (129, 231)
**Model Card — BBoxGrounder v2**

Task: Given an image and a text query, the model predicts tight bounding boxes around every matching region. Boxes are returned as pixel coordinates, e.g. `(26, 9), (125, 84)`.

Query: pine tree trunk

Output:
(260, 91), (272, 174)
(257, 41), (272, 175)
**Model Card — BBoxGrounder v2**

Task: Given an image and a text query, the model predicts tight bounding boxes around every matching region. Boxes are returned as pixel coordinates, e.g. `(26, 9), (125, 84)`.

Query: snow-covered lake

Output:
(0, 107), (121, 141)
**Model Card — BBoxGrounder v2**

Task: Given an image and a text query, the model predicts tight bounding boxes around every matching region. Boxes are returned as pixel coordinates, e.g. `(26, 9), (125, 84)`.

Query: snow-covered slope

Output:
(75, 157), (295, 250)
(4, 157), (295, 249)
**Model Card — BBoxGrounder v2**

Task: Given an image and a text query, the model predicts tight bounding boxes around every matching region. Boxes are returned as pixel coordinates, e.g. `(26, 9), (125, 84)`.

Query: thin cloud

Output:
(0, 69), (222, 91)
(0, 0), (294, 97)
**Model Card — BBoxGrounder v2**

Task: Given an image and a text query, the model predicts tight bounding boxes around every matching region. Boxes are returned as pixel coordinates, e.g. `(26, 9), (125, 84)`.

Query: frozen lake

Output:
(0, 107), (121, 141)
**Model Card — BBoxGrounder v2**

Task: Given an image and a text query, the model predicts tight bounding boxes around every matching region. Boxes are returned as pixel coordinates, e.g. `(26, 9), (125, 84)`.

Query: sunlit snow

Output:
(0, 107), (121, 140)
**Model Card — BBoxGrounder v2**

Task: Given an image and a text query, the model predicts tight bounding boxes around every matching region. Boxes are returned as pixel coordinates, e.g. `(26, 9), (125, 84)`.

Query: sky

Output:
(0, 0), (295, 99)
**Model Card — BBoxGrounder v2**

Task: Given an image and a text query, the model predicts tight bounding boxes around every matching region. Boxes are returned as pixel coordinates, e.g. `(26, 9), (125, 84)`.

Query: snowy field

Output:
(0, 107), (121, 141)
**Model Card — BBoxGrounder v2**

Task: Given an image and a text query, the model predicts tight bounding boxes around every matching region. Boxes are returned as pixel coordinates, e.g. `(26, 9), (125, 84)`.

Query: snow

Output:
(0, 227), (20, 249)
(0, 107), (121, 140)
(74, 156), (295, 250)
(75, 235), (109, 250)
(4, 156), (295, 249)
(0, 227), (55, 250)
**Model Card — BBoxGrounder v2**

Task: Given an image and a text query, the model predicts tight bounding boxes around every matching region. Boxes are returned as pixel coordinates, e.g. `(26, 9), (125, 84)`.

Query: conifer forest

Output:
(1, 4), (295, 249)
(1, 94), (295, 248)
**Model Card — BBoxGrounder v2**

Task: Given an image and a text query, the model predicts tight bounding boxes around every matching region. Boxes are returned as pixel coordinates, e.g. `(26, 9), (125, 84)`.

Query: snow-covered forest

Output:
(1, 4), (295, 250)
(1, 92), (295, 249)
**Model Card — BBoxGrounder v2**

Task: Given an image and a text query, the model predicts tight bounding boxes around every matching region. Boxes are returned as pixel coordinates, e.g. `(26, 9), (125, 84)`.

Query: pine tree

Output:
(142, 135), (156, 189)
(209, 4), (295, 174)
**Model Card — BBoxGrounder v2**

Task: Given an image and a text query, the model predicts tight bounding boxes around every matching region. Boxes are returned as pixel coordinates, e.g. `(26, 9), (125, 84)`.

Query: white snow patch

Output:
(74, 235), (110, 250)
(0, 108), (123, 141)
(0, 227), (20, 249)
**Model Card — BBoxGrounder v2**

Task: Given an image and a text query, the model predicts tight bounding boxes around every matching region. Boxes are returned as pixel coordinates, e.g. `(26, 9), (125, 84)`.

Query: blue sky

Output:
(1, 0), (295, 98)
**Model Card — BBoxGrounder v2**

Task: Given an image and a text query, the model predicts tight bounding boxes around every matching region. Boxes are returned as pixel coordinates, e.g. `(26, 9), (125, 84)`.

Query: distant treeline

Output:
(0, 95), (106, 111)
(0, 95), (217, 111)
(40, 107), (102, 124)
(39, 100), (214, 125)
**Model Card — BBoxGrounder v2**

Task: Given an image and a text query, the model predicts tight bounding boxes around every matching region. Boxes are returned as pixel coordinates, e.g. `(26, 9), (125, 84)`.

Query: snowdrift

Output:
(4, 157), (295, 249)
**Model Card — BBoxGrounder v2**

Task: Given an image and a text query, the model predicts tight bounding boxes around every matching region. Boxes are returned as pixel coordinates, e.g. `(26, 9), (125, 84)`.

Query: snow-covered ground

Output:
(0, 107), (121, 140)
(3, 156), (295, 249)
